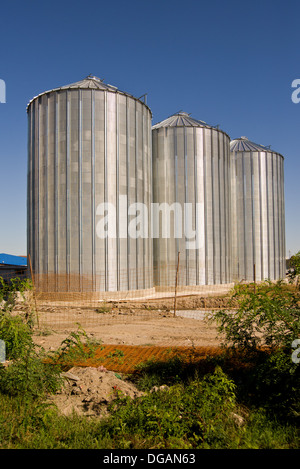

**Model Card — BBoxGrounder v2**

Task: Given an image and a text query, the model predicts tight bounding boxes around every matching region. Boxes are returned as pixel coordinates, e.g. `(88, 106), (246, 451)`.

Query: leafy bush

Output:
(211, 280), (300, 421)
(212, 280), (300, 351)
(0, 345), (63, 398)
(0, 276), (63, 399)
(0, 276), (32, 312)
(105, 367), (237, 448)
(49, 324), (103, 366)
(0, 311), (33, 360)
(287, 251), (300, 285)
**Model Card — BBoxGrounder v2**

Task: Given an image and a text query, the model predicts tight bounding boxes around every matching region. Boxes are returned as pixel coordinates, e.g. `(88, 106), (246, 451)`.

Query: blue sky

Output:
(0, 0), (299, 257)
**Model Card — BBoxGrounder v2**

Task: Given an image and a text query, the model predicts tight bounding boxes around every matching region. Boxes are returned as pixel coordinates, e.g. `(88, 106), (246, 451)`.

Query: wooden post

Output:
(253, 263), (256, 294)
(28, 254), (40, 328)
(174, 252), (180, 318)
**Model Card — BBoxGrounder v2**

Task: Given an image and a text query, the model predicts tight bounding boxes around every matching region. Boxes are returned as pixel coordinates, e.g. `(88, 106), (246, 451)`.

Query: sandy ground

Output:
(31, 296), (228, 351)
(48, 366), (146, 418)
(14, 295), (228, 417)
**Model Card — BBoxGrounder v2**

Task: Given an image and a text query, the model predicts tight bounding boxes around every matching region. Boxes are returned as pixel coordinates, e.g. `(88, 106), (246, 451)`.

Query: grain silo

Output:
(27, 75), (153, 294)
(230, 137), (286, 281)
(152, 111), (232, 287)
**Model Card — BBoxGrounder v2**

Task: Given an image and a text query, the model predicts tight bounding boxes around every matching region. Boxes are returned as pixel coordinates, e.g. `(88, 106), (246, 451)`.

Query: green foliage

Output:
(246, 349), (300, 420)
(212, 280), (300, 351)
(211, 280), (300, 421)
(0, 276), (35, 360)
(133, 355), (185, 390)
(49, 324), (103, 365)
(0, 276), (63, 399)
(0, 275), (299, 448)
(0, 276), (33, 312)
(0, 345), (63, 398)
(103, 366), (238, 448)
(0, 311), (33, 360)
(287, 251), (300, 285)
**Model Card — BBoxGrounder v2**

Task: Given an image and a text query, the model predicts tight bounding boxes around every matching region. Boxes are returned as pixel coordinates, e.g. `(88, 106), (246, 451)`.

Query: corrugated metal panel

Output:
(230, 137), (286, 281)
(152, 112), (232, 286)
(27, 77), (153, 292)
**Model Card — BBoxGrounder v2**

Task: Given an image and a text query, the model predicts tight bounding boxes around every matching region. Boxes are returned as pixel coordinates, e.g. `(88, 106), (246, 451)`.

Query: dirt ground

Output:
(31, 295), (229, 351)
(25, 295), (229, 418)
(48, 366), (146, 418)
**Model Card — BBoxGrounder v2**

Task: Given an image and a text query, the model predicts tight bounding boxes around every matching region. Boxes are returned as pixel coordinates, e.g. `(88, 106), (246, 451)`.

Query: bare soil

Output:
(32, 295), (229, 351)
(48, 366), (145, 418)
(27, 295), (229, 418)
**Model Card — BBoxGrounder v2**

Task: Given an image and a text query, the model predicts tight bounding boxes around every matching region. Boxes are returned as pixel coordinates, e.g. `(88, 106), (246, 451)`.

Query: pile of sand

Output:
(48, 366), (144, 418)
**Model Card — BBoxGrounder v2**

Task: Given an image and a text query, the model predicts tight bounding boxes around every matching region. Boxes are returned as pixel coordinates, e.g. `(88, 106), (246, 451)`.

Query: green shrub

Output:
(211, 280), (300, 422)
(212, 280), (300, 351)
(49, 324), (103, 366)
(104, 367), (237, 448)
(0, 345), (63, 398)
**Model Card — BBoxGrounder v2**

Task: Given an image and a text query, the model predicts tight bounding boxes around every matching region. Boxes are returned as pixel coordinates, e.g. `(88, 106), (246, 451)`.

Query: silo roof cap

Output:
(152, 112), (229, 139)
(55, 75), (119, 91)
(152, 111), (213, 129)
(230, 136), (283, 157)
(26, 75), (152, 115)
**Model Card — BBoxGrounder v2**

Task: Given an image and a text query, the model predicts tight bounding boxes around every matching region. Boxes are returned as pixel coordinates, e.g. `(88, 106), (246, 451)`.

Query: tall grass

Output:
(0, 276), (299, 449)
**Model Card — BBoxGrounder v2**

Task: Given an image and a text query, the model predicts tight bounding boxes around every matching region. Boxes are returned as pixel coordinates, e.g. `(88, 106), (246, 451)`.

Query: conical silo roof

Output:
(57, 75), (119, 91)
(27, 75), (152, 114)
(152, 111), (216, 129)
(230, 136), (282, 156)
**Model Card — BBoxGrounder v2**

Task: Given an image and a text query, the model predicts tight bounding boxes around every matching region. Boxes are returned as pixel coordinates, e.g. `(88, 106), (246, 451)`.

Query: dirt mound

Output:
(48, 366), (144, 418)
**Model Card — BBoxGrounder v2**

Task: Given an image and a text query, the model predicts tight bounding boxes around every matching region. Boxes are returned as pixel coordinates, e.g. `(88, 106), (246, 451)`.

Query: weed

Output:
(95, 302), (112, 314)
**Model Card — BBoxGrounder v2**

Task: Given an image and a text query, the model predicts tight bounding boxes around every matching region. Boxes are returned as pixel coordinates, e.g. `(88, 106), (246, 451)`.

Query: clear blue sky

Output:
(0, 0), (299, 257)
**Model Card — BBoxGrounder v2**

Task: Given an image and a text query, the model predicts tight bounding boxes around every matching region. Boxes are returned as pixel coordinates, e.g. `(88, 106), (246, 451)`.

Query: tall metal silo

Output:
(152, 111), (232, 286)
(27, 75), (153, 293)
(230, 137), (286, 282)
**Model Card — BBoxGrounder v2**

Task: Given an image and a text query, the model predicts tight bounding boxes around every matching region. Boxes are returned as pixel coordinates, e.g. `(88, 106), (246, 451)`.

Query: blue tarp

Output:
(0, 253), (27, 267)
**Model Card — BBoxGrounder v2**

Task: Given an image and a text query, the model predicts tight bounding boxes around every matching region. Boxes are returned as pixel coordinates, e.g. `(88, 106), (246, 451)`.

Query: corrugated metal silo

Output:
(230, 137), (286, 281)
(152, 112), (232, 286)
(27, 75), (153, 293)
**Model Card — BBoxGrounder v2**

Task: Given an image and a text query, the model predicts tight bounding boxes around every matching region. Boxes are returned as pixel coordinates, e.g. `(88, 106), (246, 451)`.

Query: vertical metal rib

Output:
(250, 152), (255, 280)
(37, 99), (40, 275)
(78, 90), (83, 287)
(258, 151), (263, 279)
(222, 134), (227, 283)
(142, 107), (145, 288)
(203, 130), (208, 284)
(218, 133), (222, 283)
(276, 156), (281, 277)
(184, 126), (189, 284)
(66, 91), (70, 278)
(149, 116), (153, 288)
(135, 101), (139, 289)
(91, 90), (96, 288)
(174, 128), (179, 255)
(104, 91), (108, 290)
(126, 96), (130, 290)
(271, 154), (276, 279)
(242, 152), (247, 279)
(211, 131), (215, 284)
(265, 153), (270, 277)
(54, 93), (59, 275)
(45, 96), (49, 274)
(116, 93), (120, 291)
(194, 127), (199, 285)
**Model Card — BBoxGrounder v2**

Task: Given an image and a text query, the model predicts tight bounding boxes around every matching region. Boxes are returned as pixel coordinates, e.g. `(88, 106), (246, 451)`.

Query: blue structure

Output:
(0, 254), (27, 267)
(0, 254), (28, 281)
